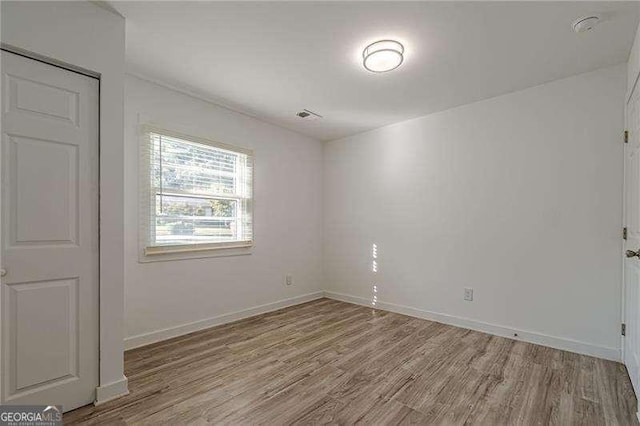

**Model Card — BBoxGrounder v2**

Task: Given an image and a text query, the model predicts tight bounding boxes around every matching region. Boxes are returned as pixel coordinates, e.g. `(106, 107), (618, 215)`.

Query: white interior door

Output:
(624, 76), (640, 398)
(1, 51), (99, 411)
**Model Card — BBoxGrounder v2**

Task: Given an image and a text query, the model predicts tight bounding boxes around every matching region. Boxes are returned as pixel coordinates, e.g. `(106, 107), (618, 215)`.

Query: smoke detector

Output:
(573, 16), (600, 33)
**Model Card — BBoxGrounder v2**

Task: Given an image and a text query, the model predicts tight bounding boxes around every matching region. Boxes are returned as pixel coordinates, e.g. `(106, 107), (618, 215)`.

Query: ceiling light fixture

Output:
(362, 40), (404, 73)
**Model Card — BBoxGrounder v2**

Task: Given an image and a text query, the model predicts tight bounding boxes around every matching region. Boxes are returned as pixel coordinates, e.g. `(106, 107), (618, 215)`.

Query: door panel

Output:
(625, 75), (640, 398)
(8, 74), (79, 125)
(1, 51), (98, 412)
(10, 278), (78, 391)
(625, 258), (640, 394)
(8, 135), (78, 245)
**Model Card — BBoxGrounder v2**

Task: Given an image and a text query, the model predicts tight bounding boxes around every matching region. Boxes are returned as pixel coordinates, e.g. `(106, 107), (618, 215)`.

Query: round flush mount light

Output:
(573, 16), (600, 33)
(362, 40), (404, 73)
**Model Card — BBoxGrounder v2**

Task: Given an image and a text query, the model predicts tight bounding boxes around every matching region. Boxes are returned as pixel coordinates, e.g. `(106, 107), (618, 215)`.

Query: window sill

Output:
(138, 242), (253, 263)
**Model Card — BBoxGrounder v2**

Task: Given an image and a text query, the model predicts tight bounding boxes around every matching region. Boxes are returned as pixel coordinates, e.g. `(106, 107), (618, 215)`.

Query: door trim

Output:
(623, 67), (640, 364)
(0, 46), (102, 405)
(1, 44), (99, 80)
(622, 65), (640, 425)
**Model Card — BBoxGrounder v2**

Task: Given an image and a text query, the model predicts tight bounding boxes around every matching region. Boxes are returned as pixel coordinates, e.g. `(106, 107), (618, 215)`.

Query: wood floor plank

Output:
(64, 298), (638, 425)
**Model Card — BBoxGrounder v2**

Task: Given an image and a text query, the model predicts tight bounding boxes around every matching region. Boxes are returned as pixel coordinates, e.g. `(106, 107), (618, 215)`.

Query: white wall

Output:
(123, 75), (324, 348)
(1, 1), (127, 402)
(324, 64), (626, 360)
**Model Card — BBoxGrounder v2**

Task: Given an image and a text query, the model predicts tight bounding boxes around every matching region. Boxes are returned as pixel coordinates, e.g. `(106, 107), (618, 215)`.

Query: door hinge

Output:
(622, 323), (626, 336)
(625, 130), (629, 144)
(624, 227), (628, 240)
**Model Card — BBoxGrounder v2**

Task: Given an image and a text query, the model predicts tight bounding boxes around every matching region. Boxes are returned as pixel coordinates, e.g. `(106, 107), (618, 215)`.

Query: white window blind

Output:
(140, 126), (253, 255)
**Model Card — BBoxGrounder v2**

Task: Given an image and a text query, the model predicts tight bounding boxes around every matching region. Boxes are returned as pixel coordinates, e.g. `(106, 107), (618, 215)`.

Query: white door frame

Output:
(623, 67), (640, 425)
(622, 72), (634, 363)
(624, 68), (640, 362)
(0, 45), (101, 405)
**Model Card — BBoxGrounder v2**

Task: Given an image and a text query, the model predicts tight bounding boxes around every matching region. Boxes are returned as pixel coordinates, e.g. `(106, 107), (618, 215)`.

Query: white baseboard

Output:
(95, 375), (129, 405)
(124, 291), (325, 350)
(324, 291), (621, 362)
(123, 289), (620, 362)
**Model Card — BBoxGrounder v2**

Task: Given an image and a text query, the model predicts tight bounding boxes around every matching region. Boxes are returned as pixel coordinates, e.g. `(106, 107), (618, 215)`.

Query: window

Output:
(140, 126), (253, 256)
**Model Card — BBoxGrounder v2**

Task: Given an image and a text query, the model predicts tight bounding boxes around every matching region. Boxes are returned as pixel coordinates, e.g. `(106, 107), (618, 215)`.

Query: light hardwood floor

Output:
(65, 298), (637, 425)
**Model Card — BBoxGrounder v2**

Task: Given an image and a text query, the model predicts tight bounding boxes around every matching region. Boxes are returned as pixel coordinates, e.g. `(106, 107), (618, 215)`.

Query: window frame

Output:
(139, 124), (254, 260)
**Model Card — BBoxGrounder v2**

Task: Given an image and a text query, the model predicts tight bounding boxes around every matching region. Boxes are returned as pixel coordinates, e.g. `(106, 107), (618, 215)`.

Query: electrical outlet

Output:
(285, 274), (293, 286)
(464, 287), (473, 301)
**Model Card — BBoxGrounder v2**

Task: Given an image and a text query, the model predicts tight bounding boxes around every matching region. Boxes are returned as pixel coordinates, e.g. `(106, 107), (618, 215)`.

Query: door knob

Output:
(626, 250), (640, 258)
(0, 268), (5, 277)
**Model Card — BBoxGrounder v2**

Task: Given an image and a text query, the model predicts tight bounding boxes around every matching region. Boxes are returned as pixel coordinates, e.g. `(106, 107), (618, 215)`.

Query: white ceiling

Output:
(113, 1), (640, 141)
